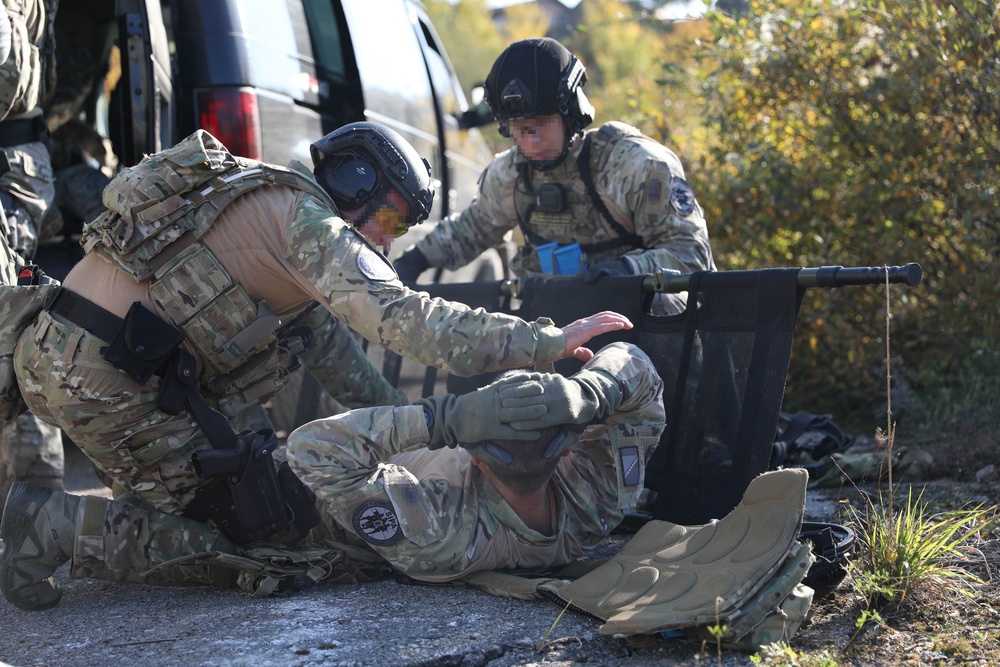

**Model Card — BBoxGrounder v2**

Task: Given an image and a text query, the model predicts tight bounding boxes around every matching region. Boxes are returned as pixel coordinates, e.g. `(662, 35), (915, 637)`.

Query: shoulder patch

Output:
(669, 178), (697, 218)
(357, 245), (398, 282)
(352, 499), (402, 546)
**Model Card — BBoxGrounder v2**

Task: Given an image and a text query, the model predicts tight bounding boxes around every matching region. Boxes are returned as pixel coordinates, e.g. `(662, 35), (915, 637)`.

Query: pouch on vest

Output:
(0, 282), (60, 420)
(100, 301), (185, 384)
(83, 130), (333, 282)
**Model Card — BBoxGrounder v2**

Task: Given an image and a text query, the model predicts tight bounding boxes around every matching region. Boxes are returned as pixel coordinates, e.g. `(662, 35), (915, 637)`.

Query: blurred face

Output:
(352, 187), (411, 251)
(508, 114), (566, 163)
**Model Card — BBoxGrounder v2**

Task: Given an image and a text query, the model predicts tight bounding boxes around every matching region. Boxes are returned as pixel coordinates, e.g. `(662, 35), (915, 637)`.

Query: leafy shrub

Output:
(680, 0), (999, 428)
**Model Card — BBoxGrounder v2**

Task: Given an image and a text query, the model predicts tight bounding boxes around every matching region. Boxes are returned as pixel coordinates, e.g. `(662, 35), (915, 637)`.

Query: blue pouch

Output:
(553, 243), (583, 275)
(535, 242), (559, 274)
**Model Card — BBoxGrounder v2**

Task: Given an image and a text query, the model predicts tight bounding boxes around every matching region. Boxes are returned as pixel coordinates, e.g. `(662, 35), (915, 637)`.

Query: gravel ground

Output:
(2, 445), (990, 667)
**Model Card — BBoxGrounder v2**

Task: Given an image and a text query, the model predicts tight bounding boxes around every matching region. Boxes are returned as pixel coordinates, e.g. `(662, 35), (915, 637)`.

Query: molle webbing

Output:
(82, 129), (335, 282)
(147, 240), (310, 410)
(78, 130), (329, 407)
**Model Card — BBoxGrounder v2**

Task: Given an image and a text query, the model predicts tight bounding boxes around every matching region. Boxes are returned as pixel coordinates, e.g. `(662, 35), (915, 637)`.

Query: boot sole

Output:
(1, 482), (64, 611)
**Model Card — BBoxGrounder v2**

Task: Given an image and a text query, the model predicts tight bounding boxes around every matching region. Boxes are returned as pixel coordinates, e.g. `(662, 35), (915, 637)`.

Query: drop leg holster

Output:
(152, 330), (321, 546)
(47, 290), (320, 546)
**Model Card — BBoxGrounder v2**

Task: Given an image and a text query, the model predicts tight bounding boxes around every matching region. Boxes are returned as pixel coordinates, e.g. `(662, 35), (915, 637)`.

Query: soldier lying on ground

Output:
(0, 120), (633, 610)
(393, 37), (716, 316)
(1, 342), (665, 608)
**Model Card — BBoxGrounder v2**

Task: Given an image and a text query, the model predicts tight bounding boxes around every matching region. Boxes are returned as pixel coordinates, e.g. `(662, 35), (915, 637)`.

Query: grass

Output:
(535, 598), (575, 651)
(843, 269), (998, 638)
(846, 486), (994, 612)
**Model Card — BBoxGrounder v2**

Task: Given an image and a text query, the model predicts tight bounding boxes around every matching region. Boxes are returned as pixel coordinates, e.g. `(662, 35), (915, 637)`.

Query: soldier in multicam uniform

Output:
(0, 0), (58, 265)
(0, 0), (64, 514)
(0, 342), (663, 607)
(0, 121), (632, 610)
(393, 37), (717, 315)
(286, 341), (665, 581)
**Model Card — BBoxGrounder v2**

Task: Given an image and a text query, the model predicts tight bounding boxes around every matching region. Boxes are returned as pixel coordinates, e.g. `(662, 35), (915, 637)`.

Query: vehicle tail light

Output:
(196, 88), (262, 160)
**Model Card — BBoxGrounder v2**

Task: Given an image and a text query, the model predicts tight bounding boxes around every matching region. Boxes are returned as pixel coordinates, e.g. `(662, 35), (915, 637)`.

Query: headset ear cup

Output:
(320, 156), (379, 210)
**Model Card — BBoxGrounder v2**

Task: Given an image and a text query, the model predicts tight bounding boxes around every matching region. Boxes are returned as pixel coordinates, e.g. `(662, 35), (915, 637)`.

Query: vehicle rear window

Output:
(338, 1), (436, 133)
(301, 0), (350, 86)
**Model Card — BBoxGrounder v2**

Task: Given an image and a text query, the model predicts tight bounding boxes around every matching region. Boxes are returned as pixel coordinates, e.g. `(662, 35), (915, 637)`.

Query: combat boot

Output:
(0, 474), (65, 518)
(0, 481), (81, 611)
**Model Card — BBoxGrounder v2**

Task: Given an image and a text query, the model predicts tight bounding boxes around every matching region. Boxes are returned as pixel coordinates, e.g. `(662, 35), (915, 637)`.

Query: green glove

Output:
(498, 368), (624, 432)
(415, 376), (543, 450)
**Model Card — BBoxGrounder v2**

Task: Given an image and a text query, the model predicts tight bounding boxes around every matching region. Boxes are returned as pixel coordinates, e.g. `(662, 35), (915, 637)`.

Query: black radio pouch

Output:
(101, 301), (185, 384)
(192, 430), (290, 545)
(534, 183), (567, 213)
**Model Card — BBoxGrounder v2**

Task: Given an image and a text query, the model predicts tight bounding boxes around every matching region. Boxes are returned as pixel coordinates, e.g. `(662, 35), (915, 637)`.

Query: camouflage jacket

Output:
(286, 342), (666, 582)
(414, 121), (716, 277)
(281, 190), (566, 377)
(75, 129), (566, 413)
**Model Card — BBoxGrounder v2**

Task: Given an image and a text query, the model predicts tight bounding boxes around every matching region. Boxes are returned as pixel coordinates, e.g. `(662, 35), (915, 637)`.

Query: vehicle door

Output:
(337, 0), (447, 220)
(408, 2), (493, 218)
(112, 0), (174, 167)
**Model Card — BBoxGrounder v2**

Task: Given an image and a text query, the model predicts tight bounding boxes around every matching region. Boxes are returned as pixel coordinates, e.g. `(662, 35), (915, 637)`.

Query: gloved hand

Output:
(393, 246), (431, 283)
(498, 368), (624, 432)
(415, 375), (544, 450)
(585, 258), (632, 283)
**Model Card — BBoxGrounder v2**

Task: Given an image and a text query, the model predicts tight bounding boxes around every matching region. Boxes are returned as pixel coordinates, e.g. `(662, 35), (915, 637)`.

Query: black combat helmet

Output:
(484, 37), (595, 140)
(310, 122), (435, 227)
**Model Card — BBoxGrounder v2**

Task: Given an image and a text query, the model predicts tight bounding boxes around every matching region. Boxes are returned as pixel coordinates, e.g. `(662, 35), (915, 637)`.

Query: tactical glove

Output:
(585, 258), (632, 283)
(498, 368), (624, 432)
(415, 376), (543, 450)
(393, 246), (431, 283)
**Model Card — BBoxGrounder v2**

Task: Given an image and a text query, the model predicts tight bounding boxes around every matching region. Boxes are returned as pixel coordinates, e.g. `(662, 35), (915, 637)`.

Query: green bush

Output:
(681, 0), (999, 432)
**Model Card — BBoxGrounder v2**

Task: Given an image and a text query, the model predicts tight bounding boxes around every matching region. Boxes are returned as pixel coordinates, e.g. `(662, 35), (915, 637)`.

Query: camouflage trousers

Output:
(70, 492), (241, 590)
(66, 490), (379, 595)
(15, 310), (251, 515)
(0, 411), (65, 514)
(0, 141), (64, 511)
(1, 140), (58, 260)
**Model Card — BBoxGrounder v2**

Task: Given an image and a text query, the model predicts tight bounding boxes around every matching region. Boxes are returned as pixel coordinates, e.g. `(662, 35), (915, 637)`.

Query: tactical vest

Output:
(81, 130), (337, 415)
(515, 121), (648, 256)
(0, 0), (57, 120)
